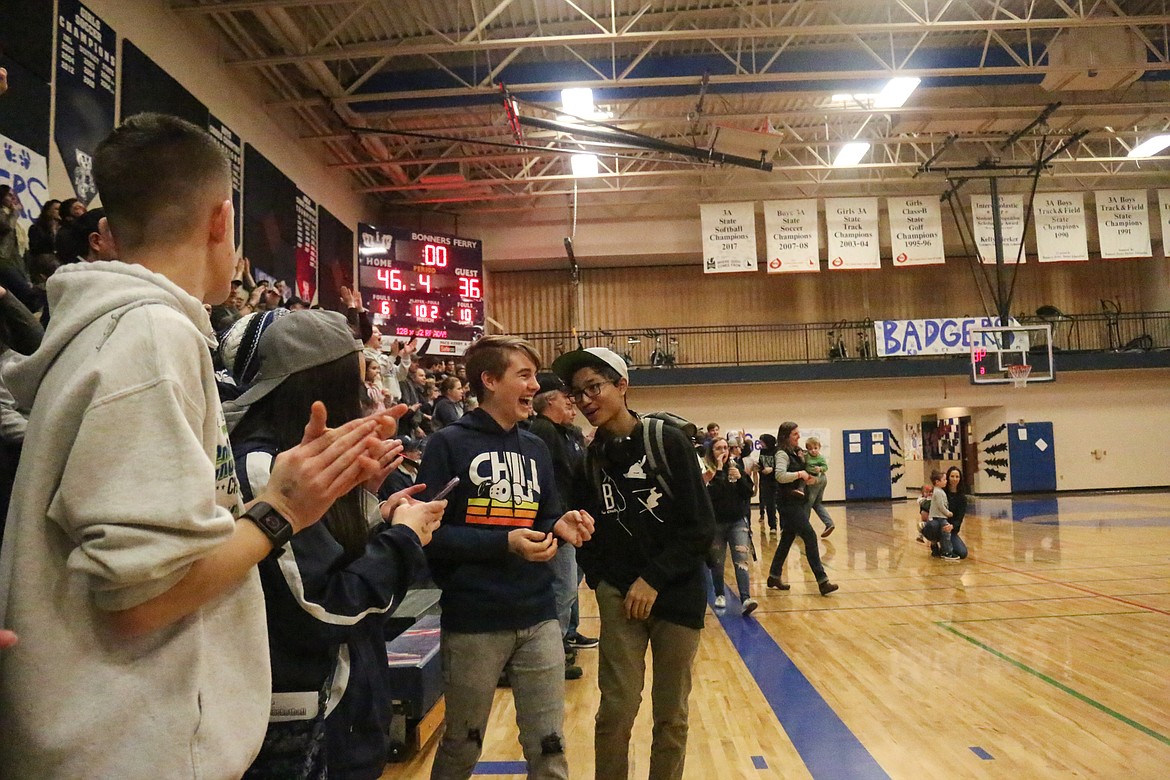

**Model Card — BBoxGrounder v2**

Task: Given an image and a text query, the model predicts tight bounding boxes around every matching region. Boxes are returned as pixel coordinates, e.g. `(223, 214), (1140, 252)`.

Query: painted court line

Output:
(472, 760), (527, 774)
(981, 559), (1170, 618)
(969, 746), (995, 760)
(939, 623), (1170, 748)
(717, 595), (890, 780)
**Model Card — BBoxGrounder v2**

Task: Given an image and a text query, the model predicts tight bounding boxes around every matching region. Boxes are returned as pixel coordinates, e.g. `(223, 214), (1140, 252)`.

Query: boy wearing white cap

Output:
(552, 347), (714, 780)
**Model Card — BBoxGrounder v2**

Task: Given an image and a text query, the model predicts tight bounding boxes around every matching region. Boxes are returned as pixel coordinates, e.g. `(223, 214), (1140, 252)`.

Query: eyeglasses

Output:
(569, 380), (612, 403)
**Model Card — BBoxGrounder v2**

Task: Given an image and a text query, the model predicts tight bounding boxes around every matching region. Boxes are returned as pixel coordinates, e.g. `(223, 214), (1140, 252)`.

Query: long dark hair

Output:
(777, 421), (800, 453)
(945, 465), (966, 494)
(232, 352), (370, 562)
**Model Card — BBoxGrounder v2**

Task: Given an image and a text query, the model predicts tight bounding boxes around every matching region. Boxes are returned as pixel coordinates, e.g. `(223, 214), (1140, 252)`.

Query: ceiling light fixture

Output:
(561, 88), (595, 118)
(570, 153), (599, 177)
(1127, 134), (1170, 158)
(833, 141), (871, 167)
(873, 77), (921, 109)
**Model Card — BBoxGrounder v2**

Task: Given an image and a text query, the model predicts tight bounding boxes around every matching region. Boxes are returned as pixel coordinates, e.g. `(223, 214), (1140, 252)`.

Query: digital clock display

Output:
(356, 224), (484, 352)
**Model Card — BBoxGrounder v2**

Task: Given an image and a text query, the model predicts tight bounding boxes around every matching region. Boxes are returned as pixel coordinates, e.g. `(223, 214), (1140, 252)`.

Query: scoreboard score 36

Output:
(356, 223), (484, 355)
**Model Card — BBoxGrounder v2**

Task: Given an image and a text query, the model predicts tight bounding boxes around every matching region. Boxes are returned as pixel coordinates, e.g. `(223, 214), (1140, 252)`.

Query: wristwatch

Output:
(240, 502), (294, 548)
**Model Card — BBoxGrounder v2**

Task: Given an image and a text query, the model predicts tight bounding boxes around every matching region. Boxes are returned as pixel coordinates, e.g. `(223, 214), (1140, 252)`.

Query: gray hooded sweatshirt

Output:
(0, 261), (269, 778)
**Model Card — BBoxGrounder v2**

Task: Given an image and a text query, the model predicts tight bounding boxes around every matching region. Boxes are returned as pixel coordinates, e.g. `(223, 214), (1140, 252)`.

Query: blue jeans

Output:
(708, 519), (752, 601)
(932, 517), (954, 555)
(550, 541), (577, 639)
(431, 621), (568, 780)
(805, 477), (834, 529)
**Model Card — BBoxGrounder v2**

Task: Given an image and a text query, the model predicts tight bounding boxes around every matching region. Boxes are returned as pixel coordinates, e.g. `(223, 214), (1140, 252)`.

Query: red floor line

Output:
(980, 559), (1170, 618)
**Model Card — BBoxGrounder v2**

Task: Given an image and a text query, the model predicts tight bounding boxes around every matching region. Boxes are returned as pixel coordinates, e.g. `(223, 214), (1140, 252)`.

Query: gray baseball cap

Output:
(223, 309), (360, 431)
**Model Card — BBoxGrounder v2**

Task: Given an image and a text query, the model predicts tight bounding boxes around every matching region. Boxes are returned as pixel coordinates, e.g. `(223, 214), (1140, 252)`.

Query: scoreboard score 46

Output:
(357, 223), (484, 355)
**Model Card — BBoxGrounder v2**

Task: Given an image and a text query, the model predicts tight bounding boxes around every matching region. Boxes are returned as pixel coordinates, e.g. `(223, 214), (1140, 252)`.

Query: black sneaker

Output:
(942, 553), (961, 562)
(766, 575), (791, 591)
(818, 580), (839, 596)
(565, 661), (584, 680)
(566, 632), (599, 649)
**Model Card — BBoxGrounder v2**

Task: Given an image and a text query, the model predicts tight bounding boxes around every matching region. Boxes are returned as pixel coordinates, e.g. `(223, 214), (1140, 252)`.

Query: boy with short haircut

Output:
(927, 469), (959, 561)
(803, 436), (836, 538)
(0, 113), (396, 778)
(552, 347), (715, 780)
(419, 335), (593, 780)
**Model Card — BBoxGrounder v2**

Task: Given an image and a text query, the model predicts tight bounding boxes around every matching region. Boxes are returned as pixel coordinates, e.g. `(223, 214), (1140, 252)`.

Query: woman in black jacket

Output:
(765, 421), (839, 596)
(703, 437), (759, 615)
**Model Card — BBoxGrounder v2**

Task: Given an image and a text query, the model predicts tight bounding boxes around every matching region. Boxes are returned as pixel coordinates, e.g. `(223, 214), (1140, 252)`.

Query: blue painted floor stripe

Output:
(472, 760), (527, 774)
(970, 746), (995, 760)
(714, 594), (890, 780)
(752, 755), (769, 769)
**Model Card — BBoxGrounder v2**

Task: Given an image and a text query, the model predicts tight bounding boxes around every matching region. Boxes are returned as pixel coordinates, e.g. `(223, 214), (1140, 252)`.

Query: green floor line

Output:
(946, 610), (1148, 624)
(938, 622), (1170, 748)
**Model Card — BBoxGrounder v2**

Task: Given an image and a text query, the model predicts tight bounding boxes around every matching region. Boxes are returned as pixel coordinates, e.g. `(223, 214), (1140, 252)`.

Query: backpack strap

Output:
(640, 417), (674, 501)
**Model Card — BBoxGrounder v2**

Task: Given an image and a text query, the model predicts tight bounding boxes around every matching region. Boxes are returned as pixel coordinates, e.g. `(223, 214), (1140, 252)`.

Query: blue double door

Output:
(842, 429), (892, 500)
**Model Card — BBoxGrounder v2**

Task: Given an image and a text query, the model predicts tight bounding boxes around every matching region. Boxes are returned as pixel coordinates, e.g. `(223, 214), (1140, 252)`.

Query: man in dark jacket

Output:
(552, 347), (715, 780)
(419, 335), (593, 780)
(527, 371), (595, 680)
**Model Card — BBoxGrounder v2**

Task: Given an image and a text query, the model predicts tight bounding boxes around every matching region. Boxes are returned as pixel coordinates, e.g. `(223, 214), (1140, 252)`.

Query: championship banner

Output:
(1095, 189), (1151, 258)
(1034, 192), (1088, 263)
(1158, 190), (1170, 252)
(208, 116), (243, 241)
(876, 317), (1021, 357)
(0, 133), (50, 230)
(971, 194), (1025, 264)
(295, 192), (318, 304)
(700, 202), (757, 273)
(825, 197), (880, 269)
(888, 196), (945, 266)
(763, 199), (819, 273)
(55, 0), (116, 206)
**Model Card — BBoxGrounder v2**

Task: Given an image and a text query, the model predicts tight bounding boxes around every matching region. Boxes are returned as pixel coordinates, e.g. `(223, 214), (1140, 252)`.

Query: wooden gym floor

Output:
(382, 490), (1170, 779)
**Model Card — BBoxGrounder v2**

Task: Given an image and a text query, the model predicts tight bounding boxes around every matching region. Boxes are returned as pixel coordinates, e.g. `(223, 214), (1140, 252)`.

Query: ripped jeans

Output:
(709, 518), (753, 601)
(431, 620), (568, 780)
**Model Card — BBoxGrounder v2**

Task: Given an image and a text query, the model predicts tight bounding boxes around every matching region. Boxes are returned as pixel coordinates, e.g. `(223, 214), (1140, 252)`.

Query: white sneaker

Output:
(714, 595), (727, 609)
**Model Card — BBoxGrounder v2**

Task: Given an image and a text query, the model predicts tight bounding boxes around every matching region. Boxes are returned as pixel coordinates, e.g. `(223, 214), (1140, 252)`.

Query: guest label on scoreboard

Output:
(700, 202), (758, 273)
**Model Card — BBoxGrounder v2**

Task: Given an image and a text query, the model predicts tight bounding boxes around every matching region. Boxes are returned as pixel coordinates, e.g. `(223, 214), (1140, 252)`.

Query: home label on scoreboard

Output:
(356, 224), (484, 355)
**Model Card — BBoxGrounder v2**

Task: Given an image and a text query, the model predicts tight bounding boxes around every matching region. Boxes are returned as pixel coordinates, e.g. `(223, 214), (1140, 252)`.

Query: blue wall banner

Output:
(875, 317), (1021, 357)
(55, 0), (116, 206)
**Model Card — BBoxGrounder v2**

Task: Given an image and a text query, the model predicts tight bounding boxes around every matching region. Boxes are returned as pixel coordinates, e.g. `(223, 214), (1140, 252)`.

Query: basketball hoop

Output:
(1007, 364), (1032, 388)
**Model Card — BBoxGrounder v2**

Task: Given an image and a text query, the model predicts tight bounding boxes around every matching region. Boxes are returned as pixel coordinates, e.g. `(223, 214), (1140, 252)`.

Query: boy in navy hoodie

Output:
(419, 335), (594, 780)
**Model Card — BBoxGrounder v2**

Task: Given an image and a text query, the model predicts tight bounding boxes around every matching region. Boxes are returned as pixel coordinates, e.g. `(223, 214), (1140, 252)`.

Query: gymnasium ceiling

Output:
(178, 0), (1170, 223)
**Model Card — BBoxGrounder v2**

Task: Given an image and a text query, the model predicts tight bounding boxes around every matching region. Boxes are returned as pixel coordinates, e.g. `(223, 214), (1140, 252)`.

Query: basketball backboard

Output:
(970, 323), (1054, 384)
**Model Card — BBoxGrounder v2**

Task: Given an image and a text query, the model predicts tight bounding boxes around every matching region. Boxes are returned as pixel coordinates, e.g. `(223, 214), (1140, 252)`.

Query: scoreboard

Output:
(356, 223), (484, 354)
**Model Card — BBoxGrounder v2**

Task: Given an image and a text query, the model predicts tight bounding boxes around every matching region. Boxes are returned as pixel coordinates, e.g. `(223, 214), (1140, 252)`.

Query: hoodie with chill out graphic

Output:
(418, 408), (562, 633)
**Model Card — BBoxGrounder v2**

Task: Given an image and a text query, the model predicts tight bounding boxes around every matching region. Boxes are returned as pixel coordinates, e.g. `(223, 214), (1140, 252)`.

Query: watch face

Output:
(257, 513), (285, 534)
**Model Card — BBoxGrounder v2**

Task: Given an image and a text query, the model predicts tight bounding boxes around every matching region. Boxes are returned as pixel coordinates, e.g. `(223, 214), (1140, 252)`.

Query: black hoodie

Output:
(418, 407), (561, 632)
